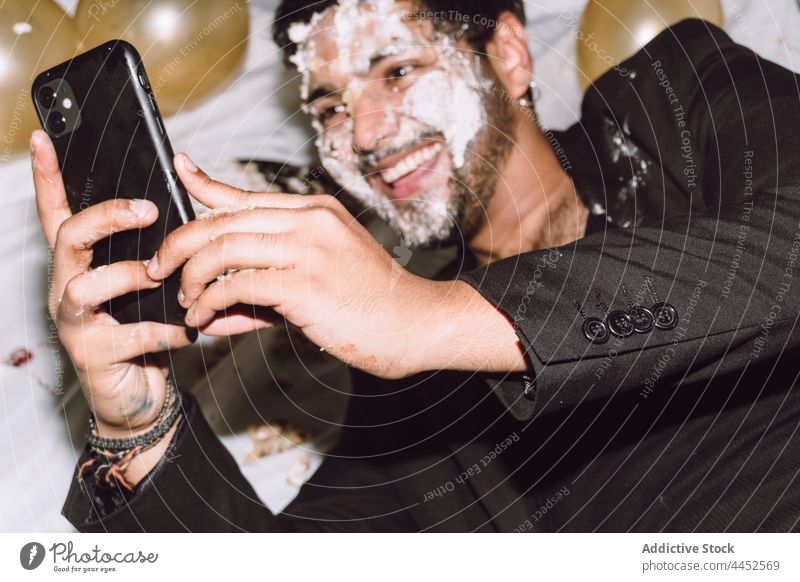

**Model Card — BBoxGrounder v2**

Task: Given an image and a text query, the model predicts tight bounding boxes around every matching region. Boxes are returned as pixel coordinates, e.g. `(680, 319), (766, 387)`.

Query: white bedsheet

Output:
(1, 0), (797, 532)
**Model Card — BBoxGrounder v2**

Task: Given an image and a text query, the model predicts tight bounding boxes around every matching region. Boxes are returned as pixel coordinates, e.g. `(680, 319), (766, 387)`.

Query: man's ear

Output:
(484, 11), (533, 101)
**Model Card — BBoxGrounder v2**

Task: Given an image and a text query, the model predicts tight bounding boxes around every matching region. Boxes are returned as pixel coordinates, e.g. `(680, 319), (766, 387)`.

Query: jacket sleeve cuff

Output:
(61, 390), (280, 532)
(458, 247), (571, 421)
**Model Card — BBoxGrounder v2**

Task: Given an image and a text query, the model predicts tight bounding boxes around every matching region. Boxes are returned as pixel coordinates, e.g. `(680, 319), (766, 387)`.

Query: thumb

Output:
(32, 129), (72, 248)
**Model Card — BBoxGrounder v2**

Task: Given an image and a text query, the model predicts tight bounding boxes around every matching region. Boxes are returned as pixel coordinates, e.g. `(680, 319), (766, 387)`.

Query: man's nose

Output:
(351, 92), (398, 154)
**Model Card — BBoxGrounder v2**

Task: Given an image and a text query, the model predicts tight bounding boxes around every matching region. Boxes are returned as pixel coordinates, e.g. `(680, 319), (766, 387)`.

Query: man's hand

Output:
(32, 130), (193, 484)
(148, 154), (526, 379)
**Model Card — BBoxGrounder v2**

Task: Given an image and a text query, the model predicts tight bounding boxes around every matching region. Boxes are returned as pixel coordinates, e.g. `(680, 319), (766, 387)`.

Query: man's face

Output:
(289, 0), (514, 247)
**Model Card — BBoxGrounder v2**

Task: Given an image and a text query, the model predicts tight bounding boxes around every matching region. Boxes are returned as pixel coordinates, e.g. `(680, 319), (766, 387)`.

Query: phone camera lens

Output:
(38, 86), (56, 109)
(47, 111), (66, 134)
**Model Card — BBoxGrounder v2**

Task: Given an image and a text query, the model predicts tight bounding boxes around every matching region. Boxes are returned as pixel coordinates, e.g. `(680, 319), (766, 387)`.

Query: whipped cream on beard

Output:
(292, 1), (491, 247)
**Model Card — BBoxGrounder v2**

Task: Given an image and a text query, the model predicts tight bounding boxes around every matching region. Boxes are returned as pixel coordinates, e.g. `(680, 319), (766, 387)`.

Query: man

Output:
(33, 0), (800, 531)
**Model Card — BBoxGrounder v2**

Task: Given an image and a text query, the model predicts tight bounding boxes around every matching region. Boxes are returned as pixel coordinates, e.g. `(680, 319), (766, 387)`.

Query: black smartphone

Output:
(32, 39), (194, 326)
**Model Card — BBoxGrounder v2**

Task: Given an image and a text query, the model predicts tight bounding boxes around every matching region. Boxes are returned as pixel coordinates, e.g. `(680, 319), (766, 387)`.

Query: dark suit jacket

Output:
(463, 19), (800, 420)
(63, 20), (800, 532)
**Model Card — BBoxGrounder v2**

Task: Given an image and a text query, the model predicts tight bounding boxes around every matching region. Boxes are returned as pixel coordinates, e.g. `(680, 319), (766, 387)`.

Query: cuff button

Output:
(607, 310), (635, 338)
(583, 317), (610, 344)
(629, 306), (655, 333)
(652, 302), (679, 330)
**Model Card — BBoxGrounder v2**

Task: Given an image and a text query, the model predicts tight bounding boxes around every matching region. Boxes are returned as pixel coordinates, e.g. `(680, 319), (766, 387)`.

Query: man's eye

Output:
(388, 64), (414, 81)
(318, 103), (346, 123)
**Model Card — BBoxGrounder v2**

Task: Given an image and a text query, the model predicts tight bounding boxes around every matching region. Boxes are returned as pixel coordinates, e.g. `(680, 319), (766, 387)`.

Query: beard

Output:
(333, 82), (517, 249)
(449, 84), (517, 245)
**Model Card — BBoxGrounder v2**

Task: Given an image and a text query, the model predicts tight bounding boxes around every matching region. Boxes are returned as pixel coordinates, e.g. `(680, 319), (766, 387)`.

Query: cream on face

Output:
(290, 0), (490, 246)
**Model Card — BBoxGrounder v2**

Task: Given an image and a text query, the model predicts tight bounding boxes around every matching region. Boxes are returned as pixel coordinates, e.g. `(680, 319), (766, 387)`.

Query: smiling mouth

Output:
(368, 141), (446, 201)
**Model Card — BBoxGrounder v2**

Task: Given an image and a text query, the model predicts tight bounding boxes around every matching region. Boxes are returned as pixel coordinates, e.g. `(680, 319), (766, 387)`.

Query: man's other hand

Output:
(147, 153), (526, 379)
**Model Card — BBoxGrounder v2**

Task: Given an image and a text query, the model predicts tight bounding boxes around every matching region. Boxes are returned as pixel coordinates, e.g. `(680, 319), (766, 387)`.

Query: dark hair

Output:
(272, 0), (527, 66)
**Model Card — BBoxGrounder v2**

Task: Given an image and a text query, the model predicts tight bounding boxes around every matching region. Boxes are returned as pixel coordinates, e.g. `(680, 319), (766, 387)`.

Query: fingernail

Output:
(181, 154), (198, 173)
(29, 135), (38, 156)
(185, 304), (196, 324)
(147, 254), (159, 275)
(129, 198), (152, 218)
(177, 288), (186, 305)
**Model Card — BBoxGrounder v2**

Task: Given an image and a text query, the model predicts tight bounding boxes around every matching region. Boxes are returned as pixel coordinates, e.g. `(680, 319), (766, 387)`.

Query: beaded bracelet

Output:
(85, 378), (181, 452)
(79, 378), (182, 491)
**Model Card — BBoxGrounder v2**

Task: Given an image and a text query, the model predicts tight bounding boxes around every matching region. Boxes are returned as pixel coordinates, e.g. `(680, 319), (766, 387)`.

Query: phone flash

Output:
(62, 98), (73, 109)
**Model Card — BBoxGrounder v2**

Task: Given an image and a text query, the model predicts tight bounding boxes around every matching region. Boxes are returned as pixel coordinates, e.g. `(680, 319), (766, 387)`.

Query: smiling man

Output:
(285, 0), (586, 261)
(34, 0), (800, 532)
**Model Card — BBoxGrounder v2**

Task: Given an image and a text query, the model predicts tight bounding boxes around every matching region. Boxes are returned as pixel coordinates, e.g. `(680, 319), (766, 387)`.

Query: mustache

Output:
(358, 129), (441, 174)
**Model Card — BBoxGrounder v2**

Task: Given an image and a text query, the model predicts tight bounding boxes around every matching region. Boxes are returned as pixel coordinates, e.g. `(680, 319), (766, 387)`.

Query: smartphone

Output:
(32, 39), (194, 326)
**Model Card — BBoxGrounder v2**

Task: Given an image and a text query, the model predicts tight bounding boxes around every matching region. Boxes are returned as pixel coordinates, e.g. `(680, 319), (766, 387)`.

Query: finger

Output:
(105, 322), (195, 363)
(32, 129), (72, 247)
(186, 269), (295, 328)
(179, 232), (300, 307)
(65, 321), (194, 371)
(174, 152), (337, 210)
(56, 198), (158, 255)
(53, 199), (158, 311)
(174, 152), (259, 208)
(58, 260), (161, 324)
(148, 206), (304, 280)
(199, 310), (277, 336)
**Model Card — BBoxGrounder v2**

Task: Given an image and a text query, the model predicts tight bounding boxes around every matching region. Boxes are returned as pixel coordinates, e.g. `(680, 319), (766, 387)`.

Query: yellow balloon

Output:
(74, 0), (249, 115)
(0, 1), (79, 156)
(577, 0), (724, 89)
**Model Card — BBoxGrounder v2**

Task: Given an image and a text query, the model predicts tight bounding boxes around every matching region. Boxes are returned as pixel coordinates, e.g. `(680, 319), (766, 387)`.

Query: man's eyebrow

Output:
(368, 49), (399, 70)
(304, 47), (413, 105)
(306, 85), (338, 105)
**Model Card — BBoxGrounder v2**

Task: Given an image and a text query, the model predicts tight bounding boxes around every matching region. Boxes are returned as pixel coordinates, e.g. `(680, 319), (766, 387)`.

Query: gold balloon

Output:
(0, 1), (79, 156)
(576, 0), (724, 89)
(74, 0), (249, 115)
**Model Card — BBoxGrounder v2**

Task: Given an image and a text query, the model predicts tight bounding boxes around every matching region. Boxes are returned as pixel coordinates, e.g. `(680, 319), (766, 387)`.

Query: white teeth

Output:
(380, 143), (443, 184)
